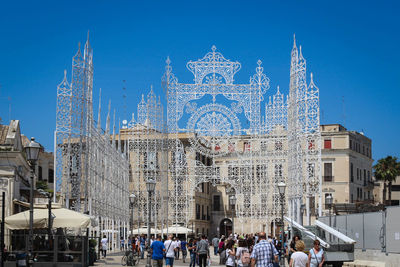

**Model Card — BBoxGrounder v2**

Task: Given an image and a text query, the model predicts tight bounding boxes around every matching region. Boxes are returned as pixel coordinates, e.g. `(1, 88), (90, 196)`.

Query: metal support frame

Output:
(55, 36), (130, 245)
(55, 36), (322, 236)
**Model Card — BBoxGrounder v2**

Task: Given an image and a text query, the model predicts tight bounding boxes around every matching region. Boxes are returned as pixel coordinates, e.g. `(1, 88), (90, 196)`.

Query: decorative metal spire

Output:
(97, 88), (102, 130)
(106, 100), (111, 134)
(112, 109), (116, 145)
(118, 118), (121, 152)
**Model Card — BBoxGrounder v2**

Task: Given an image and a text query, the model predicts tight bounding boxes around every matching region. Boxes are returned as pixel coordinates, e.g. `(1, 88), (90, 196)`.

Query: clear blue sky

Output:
(0, 0), (399, 161)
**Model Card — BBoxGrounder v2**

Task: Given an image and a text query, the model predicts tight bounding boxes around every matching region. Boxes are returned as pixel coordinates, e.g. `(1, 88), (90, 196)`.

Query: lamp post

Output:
(229, 194), (236, 236)
(223, 220), (227, 237)
(277, 182), (286, 266)
(146, 179), (156, 267)
(326, 194), (333, 242)
(24, 137), (41, 266)
(129, 193), (136, 249)
(37, 189), (53, 238)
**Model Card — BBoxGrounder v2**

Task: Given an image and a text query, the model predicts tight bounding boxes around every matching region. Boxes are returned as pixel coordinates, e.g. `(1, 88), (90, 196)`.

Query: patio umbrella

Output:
(5, 208), (91, 229)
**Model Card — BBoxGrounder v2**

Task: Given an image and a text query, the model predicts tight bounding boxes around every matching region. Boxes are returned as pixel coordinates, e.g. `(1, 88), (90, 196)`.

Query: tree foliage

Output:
(373, 156), (400, 204)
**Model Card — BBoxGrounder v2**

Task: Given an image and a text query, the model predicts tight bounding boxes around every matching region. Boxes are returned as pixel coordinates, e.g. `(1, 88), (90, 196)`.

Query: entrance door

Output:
(219, 218), (232, 237)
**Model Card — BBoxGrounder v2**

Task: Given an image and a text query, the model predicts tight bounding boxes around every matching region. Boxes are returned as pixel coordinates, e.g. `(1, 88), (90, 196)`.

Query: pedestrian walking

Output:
(140, 235), (146, 259)
(151, 236), (165, 267)
(175, 238), (181, 260)
(250, 232), (278, 267)
(100, 235), (108, 258)
(180, 238), (188, 263)
(287, 235), (300, 264)
(212, 236), (219, 255)
(120, 237), (125, 251)
(196, 235), (209, 267)
(289, 240), (307, 267)
(236, 239), (250, 267)
(164, 235), (178, 267)
(307, 240), (325, 267)
(188, 238), (197, 267)
(225, 240), (236, 267)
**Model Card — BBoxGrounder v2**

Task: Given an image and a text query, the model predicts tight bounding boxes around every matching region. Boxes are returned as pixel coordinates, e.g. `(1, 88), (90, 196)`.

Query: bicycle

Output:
(121, 250), (139, 266)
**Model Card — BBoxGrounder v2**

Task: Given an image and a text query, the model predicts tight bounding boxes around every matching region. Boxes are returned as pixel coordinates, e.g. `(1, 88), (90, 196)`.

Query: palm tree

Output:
(373, 156), (400, 205)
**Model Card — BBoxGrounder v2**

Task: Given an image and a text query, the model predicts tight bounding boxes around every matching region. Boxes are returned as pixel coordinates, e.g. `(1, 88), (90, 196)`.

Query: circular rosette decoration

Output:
(187, 103), (241, 157)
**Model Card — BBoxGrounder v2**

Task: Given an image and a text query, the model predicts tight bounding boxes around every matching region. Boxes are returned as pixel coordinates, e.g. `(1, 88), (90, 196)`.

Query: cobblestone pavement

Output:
(94, 251), (221, 267)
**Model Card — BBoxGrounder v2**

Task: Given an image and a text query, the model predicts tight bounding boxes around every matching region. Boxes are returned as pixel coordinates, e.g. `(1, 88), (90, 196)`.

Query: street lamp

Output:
(37, 189), (53, 238)
(129, 193), (136, 249)
(326, 194), (333, 241)
(146, 179), (156, 267)
(223, 220), (227, 237)
(24, 137), (41, 266)
(229, 194), (236, 236)
(277, 182), (286, 265)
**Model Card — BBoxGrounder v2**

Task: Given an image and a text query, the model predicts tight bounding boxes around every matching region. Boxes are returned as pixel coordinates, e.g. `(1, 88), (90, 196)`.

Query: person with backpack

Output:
(250, 232), (278, 267)
(236, 238), (250, 267)
(225, 239), (236, 267)
(196, 235), (209, 267)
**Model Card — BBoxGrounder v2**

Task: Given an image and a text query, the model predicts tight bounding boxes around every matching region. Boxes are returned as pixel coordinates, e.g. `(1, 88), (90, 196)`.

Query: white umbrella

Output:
(162, 225), (193, 234)
(5, 208), (91, 229)
(129, 227), (160, 235)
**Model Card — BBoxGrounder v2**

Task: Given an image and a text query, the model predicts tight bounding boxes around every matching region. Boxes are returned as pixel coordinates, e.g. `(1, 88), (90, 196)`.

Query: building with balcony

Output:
(320, 124), (374, 209)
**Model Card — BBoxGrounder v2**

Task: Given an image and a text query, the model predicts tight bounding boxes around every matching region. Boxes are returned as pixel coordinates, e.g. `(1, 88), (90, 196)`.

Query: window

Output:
(350, 140), (353, 150)
(201, 183), (204, 193)
(351, 194), (354, 203)
(213, 195), (220, 211)
(363, 169), (367, 186)
(350, 163), (354, 182)
(324, 139), (332, 149)
(202, 205), (205, 220)
(324, 163), (333, 182)
(48, 169), (54, 183)
(196, 204), (200, 220)
(38, 166), (43, 181)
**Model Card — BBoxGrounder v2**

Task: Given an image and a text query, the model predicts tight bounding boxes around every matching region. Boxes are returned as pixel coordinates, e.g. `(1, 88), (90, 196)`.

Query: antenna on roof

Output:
(342, 95), (346, 127)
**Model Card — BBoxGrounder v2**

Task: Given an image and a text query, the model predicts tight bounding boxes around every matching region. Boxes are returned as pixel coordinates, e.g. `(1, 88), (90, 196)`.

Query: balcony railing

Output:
(323, 175), (333, 182)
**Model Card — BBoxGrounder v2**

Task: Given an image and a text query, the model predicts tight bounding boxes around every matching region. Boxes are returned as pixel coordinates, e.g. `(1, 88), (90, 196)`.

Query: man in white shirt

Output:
(164, 235), (178, 267)
(175, 238), (181, 259)
(100, 235), (108, 258)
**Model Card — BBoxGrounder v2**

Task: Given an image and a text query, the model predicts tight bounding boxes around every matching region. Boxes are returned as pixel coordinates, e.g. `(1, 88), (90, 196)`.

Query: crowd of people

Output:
(116, 232), (325, 267)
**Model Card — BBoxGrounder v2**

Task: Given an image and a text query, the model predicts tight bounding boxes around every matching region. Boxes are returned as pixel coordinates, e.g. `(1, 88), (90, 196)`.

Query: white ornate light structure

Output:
(159, 39), (322, 231)
(54, 36), (130, 248)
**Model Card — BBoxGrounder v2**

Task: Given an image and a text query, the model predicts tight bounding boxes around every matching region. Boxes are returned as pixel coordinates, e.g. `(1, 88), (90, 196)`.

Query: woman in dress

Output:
(308, 240), (325, 267)
(289, 240), (308, 267)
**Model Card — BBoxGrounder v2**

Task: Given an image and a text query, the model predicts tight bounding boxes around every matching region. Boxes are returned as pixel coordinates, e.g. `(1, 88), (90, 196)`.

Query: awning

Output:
(13, 199), (62, 209)
(5, 208), (91, 229)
